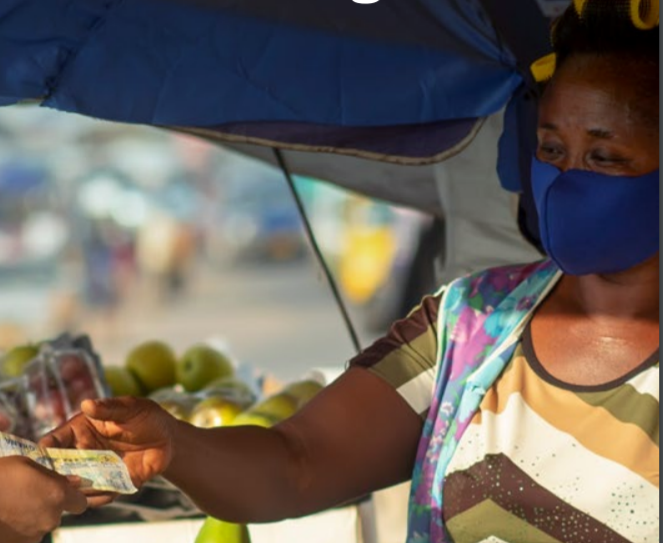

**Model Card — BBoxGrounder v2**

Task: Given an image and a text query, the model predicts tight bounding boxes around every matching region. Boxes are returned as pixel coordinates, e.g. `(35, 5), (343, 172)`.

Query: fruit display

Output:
(0, 329), (333, 540)
(99, 336), (328, 435)
(0, 334), (107, 440)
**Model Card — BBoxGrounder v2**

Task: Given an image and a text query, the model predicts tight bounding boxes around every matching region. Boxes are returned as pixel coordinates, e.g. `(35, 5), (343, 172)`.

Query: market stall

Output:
(0, 0), (571, 541)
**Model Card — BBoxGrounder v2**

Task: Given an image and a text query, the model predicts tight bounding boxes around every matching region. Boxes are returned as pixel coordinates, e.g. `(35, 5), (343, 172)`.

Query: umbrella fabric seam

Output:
(172, 118), (486, 167)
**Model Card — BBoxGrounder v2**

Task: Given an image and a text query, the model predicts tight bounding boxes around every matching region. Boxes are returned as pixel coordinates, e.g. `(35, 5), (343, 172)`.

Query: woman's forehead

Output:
(540, 54), (658, 132)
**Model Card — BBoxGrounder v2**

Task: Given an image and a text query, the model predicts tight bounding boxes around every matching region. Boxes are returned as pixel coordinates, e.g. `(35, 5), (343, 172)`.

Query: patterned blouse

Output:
(350, 260), (659, 542)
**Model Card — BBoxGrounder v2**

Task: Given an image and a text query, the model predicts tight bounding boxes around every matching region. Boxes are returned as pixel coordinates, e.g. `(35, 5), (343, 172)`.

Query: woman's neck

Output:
(560, 255), (660, 321)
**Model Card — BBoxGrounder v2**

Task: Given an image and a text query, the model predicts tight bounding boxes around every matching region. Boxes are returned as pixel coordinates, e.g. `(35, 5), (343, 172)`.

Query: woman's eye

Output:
(538, 145), (564, 159)
(591, 153), (624, 164)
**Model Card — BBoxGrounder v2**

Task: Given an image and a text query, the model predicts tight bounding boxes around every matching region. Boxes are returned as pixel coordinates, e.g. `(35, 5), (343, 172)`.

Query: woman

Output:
(44, 2), (659, 541)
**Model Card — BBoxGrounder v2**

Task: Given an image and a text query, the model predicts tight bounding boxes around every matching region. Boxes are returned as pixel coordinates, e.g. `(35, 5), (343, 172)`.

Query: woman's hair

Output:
(549, 0), (659, 127)
(552, 0), (659, 67)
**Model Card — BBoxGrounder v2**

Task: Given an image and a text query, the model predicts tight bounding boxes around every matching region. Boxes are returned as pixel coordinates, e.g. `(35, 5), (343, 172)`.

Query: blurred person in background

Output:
(136, 213), (196, 302)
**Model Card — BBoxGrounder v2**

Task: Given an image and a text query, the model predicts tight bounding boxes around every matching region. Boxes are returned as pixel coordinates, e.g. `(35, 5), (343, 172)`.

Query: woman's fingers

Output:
(62, 485), (88, 515)
(64, 475), (82, 488)
(85, 492), (118, 508)
(82, 397), (151, 424)
(39, 416), (81, 448)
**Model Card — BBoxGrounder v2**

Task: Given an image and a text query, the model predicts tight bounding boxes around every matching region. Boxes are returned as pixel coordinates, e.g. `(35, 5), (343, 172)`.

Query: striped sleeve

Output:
(348, 293), (441, 417)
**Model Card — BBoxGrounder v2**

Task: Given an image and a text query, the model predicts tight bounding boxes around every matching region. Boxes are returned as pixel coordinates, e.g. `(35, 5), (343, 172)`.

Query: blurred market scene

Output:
(0, 105), (434, 369)
(0, 93), (543, 542)
(0, 104), (447, 543)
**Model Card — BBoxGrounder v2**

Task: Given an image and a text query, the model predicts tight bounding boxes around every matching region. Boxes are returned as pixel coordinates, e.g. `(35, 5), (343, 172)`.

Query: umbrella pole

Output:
(273, 148), (363, 355)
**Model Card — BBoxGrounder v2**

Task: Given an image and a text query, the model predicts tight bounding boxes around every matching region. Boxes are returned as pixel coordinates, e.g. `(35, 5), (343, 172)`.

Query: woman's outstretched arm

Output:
(43, 366), (423, 524)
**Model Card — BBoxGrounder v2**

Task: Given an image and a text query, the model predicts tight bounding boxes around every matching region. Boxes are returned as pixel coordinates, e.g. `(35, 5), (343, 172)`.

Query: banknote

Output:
(0, 431), (137, 494)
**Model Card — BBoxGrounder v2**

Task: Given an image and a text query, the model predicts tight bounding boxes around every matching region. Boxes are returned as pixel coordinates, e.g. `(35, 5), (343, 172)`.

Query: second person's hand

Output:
(0, 456), (87, 543)
(40, 397), (177, 495)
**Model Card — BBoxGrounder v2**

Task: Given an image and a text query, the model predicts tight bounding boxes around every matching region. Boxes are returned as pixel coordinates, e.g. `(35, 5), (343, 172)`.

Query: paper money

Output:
(0, 431), (137, 494)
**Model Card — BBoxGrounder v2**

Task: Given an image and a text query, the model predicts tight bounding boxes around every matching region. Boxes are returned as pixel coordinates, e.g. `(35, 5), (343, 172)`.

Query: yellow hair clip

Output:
(573, 0), (588, 15)
(629, 0), (659, 29)
(531, 53), (557, 83)
(574, 0), (658, 28)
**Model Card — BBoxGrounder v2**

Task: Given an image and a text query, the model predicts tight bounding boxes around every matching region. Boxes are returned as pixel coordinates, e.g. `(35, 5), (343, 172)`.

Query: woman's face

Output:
(536, 54), (659, 176)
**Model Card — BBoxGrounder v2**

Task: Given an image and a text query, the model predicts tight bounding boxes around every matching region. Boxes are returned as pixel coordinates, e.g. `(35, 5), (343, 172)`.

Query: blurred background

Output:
(0, 105), (435, 382)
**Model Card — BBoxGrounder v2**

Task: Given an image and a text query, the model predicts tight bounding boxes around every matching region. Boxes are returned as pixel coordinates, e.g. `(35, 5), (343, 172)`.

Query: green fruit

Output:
(125, 341), (177, 394)
(195, 517), (250, 543)
(104, 366), (144, 397)
(188, 397), (243, 428)
(251, 393), (298, 422)
(230, 411), (277, 428)
(284, 379), (324, 408)
(176, 345), (234, 392)
(2, 344), (39, 378)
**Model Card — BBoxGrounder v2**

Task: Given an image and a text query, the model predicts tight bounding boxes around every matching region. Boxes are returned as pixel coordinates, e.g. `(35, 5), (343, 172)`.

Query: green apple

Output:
(125, 340), (177, 394)
(188, 397), (243, 428)
(230, 411), (278, 428)
(1, 344), (39, 378)
(176, 344), (234, 392)
(284, 379), (325, 408)
(195, 517), (250, 543)
(104, 366), (144, 397)
(251, 393), (298, 422)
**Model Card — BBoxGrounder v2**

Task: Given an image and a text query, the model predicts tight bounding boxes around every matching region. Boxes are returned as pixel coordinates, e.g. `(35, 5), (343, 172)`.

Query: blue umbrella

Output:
(0, 0), (560, 192)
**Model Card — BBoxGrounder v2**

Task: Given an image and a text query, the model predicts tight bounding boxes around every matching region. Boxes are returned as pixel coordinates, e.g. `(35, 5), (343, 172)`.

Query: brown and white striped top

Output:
(350, 297), (660, 542)
(349, 293), (441, 417)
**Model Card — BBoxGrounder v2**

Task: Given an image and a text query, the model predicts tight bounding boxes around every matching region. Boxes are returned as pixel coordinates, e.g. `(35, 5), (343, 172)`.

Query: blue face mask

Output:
(530, 157), (659, 275)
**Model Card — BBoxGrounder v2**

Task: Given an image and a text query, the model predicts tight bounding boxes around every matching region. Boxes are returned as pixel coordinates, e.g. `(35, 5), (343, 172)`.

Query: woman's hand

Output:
(0, 456), (87, 543)
(40, 397), (177, 500)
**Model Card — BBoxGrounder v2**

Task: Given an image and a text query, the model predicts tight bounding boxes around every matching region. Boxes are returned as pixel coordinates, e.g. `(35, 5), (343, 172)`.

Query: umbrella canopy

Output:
(0, 0), (560, 185)
(0, 0), (562, 333)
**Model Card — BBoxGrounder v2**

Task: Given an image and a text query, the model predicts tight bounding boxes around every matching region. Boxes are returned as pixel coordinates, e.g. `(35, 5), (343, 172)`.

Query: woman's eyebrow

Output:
(587, 128), (614, 139)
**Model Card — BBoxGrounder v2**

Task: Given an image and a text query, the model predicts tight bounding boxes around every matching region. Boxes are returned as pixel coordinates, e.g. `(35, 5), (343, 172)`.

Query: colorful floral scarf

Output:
(407, 259), (561, 542)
